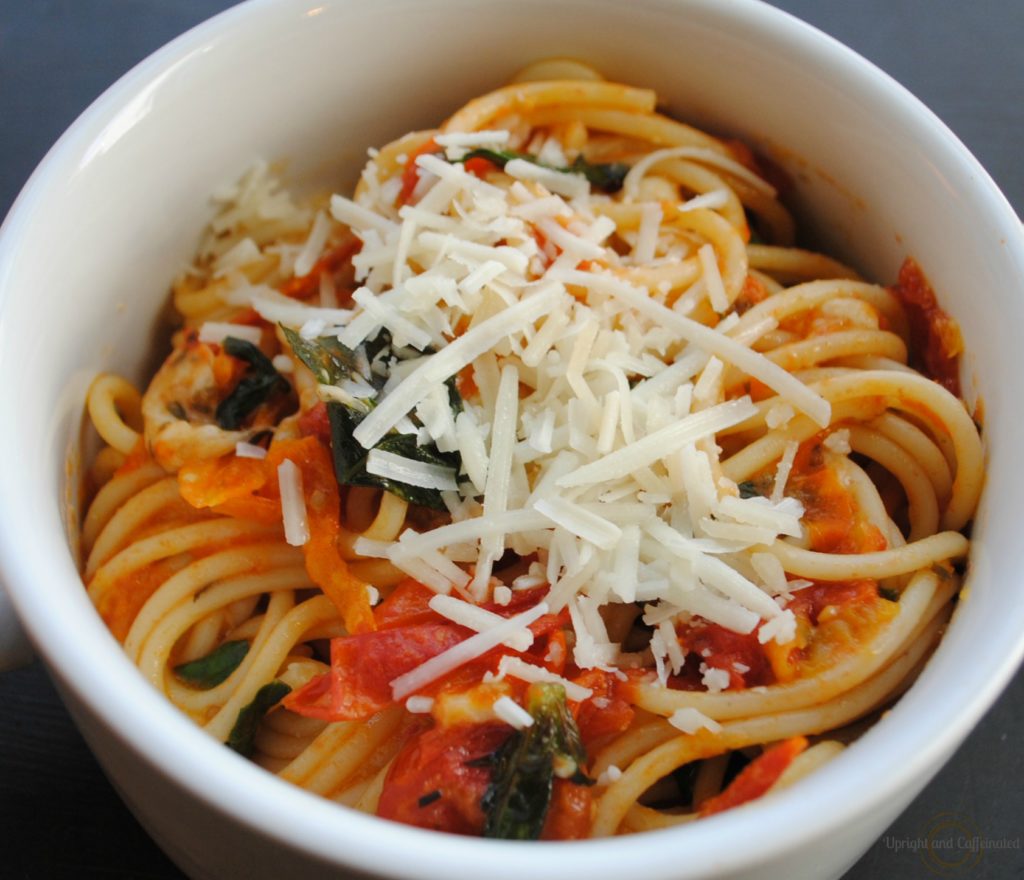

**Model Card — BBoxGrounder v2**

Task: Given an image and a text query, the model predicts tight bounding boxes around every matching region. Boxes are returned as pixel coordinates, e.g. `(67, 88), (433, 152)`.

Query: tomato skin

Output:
(541, 778), (593, 840)
(284, 622), (468, 720)
(378, 721), (596, 839)
(377, 723), (510, 835)
(699, 736), (808, 816)
(890, 257), (962, 395)
(286, 583), (566, 722)
(572, 669), (635, 747)
(464, 156), (497, 178)
(297, 402), (331, 444)
(678, 622), (774, 689)
(374, 579), (442, 629)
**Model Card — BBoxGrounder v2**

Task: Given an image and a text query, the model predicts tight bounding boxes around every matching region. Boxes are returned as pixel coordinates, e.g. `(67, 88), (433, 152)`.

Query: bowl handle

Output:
(0, 583), (34, 672)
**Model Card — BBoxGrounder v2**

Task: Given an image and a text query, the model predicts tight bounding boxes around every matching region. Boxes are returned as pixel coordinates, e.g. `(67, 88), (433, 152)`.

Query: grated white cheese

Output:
(700, 664), (731, 693)
(264, 127), (827, 684)
(571, 271), (830, 427)
(473, 364), (521, 597)
(597, 765), (623, 785)
(234, 441), (267, 460)
(198, 322), (262, 346)
(293, 210), (332, 278)
(758, 608), (798, 645)
(824, 428), (852, 455)
(213, 237), (262, 275)
(428, 594), (533, 651)
(504, 158), (590, 200)
(366, 448), (459, 491)
(405, 696), (434, 714)
(353, 285), (561, 448)
(391, 602), (549, 701)
(493, 696), (535, 730)
(533, 497), (622, 551)
(436, 129), (511, 151)
(668, 707), (723, 734)
(494, 656), (593, 702)
(765, 401), (795, 430)
(697, 244), (729, 313)
(557, 397), (757, 488)
(272, 354), (294, 373)
(633, 202), (663, 264)
(277, 459), (309, 546)
(771, 440), (801, 505)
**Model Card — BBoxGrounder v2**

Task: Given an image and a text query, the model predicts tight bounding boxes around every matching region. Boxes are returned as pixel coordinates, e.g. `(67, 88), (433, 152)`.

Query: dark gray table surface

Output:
(1, 2), (1021, 878)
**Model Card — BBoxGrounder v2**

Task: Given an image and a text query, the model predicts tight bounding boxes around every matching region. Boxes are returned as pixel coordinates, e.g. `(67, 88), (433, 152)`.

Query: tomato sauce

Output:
(890, 257), (963, 395)
(674, 622), (775, 690)
(377, 722), (509, 835)
(786, 435), (888, 555)
(278, 237), (360, 301)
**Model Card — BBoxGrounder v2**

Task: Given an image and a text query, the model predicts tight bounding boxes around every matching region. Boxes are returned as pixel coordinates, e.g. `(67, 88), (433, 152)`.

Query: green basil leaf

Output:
(280, 325), (361, 386)
(215, 336), (291, 430)
(481, 683), (593, 840)
(737, 480), (762, 499)
(567, 155), (630, 193)
(226, 680), (292, 758)
(284, 330), (464, 509)
(173, 640), (249, 689)
(458, 149), (630, 194)
(327, 402), (459, 510)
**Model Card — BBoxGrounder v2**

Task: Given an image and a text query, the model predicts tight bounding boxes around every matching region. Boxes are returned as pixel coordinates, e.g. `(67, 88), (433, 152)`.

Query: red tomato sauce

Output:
(890, 257), (963, 395)
(786, 435), (888, 555)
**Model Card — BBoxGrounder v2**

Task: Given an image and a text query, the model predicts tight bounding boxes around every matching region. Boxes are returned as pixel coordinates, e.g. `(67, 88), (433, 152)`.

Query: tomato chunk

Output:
(284, 622), (467, 720)
(890, 257), (962, 395)
(377, 722), (510, 835)
(699, 736), (808, 816)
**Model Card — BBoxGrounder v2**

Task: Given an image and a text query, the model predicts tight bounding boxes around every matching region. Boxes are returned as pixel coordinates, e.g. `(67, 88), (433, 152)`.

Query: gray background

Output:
(0, 1), (1021, 877)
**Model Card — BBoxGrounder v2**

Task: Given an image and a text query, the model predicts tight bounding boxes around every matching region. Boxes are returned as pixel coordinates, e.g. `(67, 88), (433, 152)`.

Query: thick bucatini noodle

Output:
(82, 61), (981, 839)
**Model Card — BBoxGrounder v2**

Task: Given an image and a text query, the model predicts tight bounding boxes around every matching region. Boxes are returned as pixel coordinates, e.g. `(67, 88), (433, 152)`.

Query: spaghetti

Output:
(81, 62), (982, 839)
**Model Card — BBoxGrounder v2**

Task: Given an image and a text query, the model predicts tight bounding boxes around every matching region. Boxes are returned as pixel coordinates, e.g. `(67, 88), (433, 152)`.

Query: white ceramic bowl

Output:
(1, 1), (1022, 878)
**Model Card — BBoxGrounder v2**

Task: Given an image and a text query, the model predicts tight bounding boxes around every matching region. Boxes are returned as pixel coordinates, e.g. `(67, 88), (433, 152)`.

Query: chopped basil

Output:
(457, 148), (630, 194)
(215, 337), (291, 430)
(173, 640), (249, 689)
(480, 683), (593, 840)
(737, 480), (762, 499)
(327, 402), (460, 510)
(280, 326), (363, 386)
(566, 155), (631, 193)
(226, 680), (291, 758)
(282, 329), (464, 509)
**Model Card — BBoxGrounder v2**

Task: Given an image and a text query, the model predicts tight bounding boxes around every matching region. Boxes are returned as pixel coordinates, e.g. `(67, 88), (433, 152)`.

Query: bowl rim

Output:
(1, 0), (1023, 877)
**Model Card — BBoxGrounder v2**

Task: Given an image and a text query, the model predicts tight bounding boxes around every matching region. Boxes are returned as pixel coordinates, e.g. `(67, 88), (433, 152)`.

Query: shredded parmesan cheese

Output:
(277, 460), (309, 546)
(390, 603), (549, 700)
(493, 696), (535, 729)
(668, 707), (723, 734)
